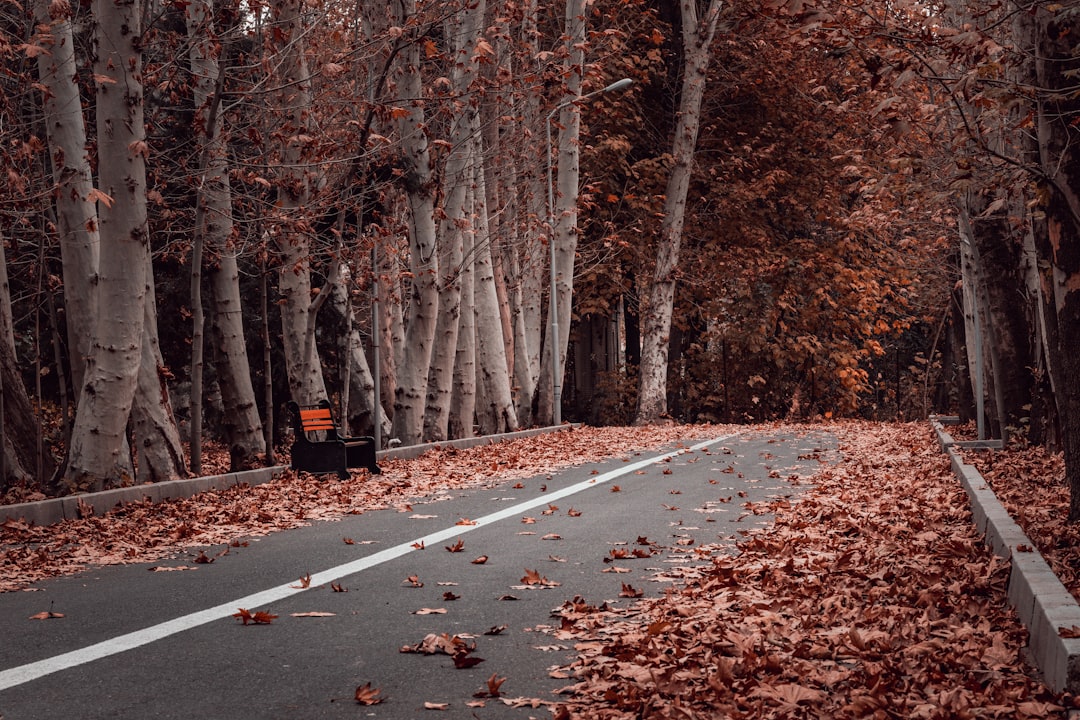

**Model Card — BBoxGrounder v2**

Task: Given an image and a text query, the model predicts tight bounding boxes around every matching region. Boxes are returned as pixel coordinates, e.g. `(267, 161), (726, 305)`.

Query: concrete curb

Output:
(0, 424), (577, 529)
(930, 416), (1080, 694)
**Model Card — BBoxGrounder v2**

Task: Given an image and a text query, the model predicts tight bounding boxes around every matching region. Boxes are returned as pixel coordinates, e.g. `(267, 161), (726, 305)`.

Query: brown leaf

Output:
(484, 624), (508, 635)
(445, 538), (465, 553)
(343, 537), (355, 545)
(290, 611), (336, 617)
(331, 582), (348, 592)
(29, 610), (63, 620)
(443, 591), (461, 601)
(404, 575), (424, 587)
(290, 573), (312, 589)
(412, 540), (426, 549)
(354, 682), (384, 705)
(423, 701), (449, 710)
(193, 550), (214, 564)
(619, 582), (644, 598)
(472, 555), (488, 564)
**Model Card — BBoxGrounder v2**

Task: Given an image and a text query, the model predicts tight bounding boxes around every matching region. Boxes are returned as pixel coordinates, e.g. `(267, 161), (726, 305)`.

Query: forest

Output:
(0, 0), (1078, 519)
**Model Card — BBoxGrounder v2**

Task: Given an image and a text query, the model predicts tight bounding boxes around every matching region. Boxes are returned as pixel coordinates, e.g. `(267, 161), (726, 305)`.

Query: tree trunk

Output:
(0, 234), (40, 491)
(390, 0), (440, 446)
(65, 0), (151, 491)
(450, 218), (477, 440)
(324, 273), (389, 437)
(32, 0), (99, 397)
(271, 0), (326, 407)
(536, 0), (587, 426)
(1033, 6), (1080, 521)
(422, 0), (484, 442)
(636, 0), (723, 424)
(129, 269), (187, 483)
(187, 0), (266, 470)
(472, 133), (519, 435)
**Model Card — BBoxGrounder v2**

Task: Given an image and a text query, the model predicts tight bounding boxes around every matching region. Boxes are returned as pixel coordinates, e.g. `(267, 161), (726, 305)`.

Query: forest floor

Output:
(1, 421), (1078, 718)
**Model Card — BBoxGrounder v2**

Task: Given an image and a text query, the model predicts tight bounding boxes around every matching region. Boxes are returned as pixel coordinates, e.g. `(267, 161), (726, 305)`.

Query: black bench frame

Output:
(287, 400), (381, 479)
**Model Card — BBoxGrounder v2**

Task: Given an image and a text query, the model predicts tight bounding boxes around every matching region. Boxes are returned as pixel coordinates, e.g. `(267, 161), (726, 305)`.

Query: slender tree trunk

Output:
(472, 134), (518, 434)
(422, 0), (485, 441)
(390, 0), (440, 445)
(512, 0), (544, 425)
(65, 0), (151, 491)
(187, 0), (266, 470)
(32, 0), (99, 397)
(378, 235), (402, 419)
(325, 274), (389, 437)
(537, 0), (587, 426)
(271, 0), (326, 406)
(636, 0), (722, 424)
(450, 217), (477, 440)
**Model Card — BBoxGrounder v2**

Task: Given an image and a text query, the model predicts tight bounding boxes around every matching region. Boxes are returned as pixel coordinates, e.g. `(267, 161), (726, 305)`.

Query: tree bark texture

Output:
(636, 0), (722, 424)
(33, 0), (100, 396)
(1034, 6), (1080, 521)
(390, 0), (440, 445)
(422, 0), (484, 442)
(65, 0), (150, 491)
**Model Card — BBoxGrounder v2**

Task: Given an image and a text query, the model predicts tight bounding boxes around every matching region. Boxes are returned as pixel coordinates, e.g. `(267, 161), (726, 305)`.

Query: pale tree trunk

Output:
(510, 0), (544, 425)
(32, 0), (98, 396)
(187, 0), (266, 470)
(378, 234), (403, 418)
(537, 0), (587, 426)
(65, 0), (151, 491)
(422, 0), (485, 441)
(472, 134), (519, 434)
(635, 0), (722, 424)
(325, 272), (390, 437)
(450, 213), (477, 440)
(390, 0), (440, 445)
(271, 0), (326, 406)
(130, 271), (187, 482)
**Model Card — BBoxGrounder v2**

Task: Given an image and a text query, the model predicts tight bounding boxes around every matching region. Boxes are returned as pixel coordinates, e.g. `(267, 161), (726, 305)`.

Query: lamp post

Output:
(546, 77), (632, 426)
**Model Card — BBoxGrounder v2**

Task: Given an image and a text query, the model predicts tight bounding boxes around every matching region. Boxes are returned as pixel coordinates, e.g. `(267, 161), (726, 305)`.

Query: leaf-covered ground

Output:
(1, 421), (1076, 717)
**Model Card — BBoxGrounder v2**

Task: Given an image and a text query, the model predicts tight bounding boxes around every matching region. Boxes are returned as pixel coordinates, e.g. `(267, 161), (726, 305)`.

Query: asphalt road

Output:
(0, 429), (835, 720)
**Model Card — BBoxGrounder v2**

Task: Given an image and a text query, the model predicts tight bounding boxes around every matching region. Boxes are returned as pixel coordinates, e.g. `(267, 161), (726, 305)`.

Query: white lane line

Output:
(0, 435), (733, 691)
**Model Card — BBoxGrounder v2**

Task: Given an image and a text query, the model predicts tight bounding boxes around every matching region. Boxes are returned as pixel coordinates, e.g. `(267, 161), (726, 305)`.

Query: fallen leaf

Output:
(331, 582), (348, 592)
(343, 537), (355, 545)
(472, 555), (489, 564)
(412, 540), (426, 549)
(445, 538), (465, 553)
(474, 673), (507, 698)
(567, 508), (582, 517)
(233, 608), (277, 625)
(423, 701), (449, 710)
(404, 575), (424, 587)
(484, 624), (508, 635)
(619, 582), (644, 598)
(1059, 625), (1080, 638)
(193, 550), (214, 564)
(443, 591), (461, 601)
(354, 682), (384, 705)
(611, 485), (621, 492)
(414, 608), (448, 615)
(29, 610), (63, 620)
(542, 533), (562, 540)
(456, 518), (477, 526)
(290, 573), (312, 589)
(290, 611), (336, 617)
(147, 565), (197, 572)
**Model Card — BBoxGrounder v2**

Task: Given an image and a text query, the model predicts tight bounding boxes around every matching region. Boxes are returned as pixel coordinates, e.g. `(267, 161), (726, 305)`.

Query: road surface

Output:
(0, 429), (835, 719)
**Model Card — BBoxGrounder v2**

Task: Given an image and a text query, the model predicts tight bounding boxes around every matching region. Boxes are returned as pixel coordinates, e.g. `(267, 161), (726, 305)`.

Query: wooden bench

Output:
(287, 400), (381, 479)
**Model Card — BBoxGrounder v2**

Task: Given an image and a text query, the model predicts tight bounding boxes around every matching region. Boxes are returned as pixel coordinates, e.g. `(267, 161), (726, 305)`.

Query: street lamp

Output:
(545, 78), (633, 426)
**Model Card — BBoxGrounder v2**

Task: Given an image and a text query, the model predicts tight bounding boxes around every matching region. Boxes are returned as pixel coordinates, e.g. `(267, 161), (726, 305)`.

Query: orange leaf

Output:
(343, 538), (355, 545)
(445, 539), (465, 553)
(354, 682), (384, 705)
(290, 573), (312, 589)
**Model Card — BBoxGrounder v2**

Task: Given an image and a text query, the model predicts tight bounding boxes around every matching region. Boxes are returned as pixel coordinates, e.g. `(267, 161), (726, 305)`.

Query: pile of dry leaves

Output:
(1, 421), (1077, 718)
(547, 423), (1075, 719)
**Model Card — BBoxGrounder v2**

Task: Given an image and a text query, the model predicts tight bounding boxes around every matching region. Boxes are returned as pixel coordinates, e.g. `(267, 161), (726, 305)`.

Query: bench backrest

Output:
(290, 401), (342, 443)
